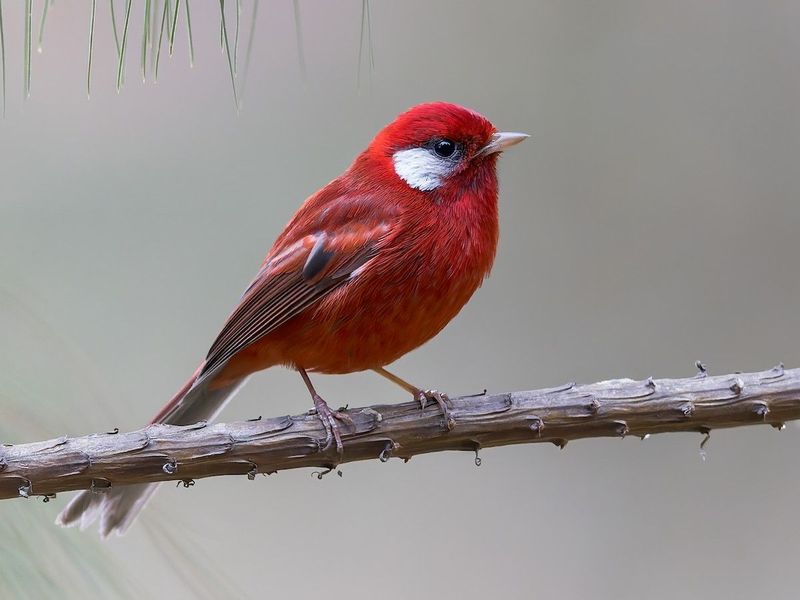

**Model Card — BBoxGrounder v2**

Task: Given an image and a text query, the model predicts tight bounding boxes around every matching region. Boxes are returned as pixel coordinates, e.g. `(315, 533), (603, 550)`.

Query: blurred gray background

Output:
(1, 1), (800, 598)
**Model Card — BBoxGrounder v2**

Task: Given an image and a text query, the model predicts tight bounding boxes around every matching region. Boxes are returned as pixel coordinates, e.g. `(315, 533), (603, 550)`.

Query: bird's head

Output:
(359, 102), (528, 196)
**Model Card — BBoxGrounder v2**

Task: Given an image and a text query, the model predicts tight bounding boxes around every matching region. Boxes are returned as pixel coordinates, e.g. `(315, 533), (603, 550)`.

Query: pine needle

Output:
(357, 0), (375, 89)
(164, 0), (171, 41)
(154, 0), (167, 82)
(366, 0), (375, 70)
(116, 0), (131, 92)
(184, 0), (194, 67)
(218, 0), (238, 109)
(87, 0), (96, 98)
(37, 0), (51, 53)
(233, 0), (240, 76)
(168, 0), (179, 56)
(24, 0), (31, 99)
(109, 0), (120, 57)
(149, 0), (158, 72)
(109, 0), (124, 86)
(141, 0), (151, 82)
(238, 0), (258, 107)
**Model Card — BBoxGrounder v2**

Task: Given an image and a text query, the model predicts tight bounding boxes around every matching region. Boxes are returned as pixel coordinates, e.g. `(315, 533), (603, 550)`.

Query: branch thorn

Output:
(695, 361), (708, 377)
(312, 467), (342, 479)
(360, 407), (382, 422)
(90, 478), (112, 493)
(379, 442), (393, 463)
(700, 428), (711, 449)
(549, 381), (576, 393)
(18, 480), (32, 498)
(760, 363), (785, 382)
(753, 402), (769, 420)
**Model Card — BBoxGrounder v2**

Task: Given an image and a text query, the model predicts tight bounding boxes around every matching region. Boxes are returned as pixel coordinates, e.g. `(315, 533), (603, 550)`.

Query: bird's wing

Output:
(200, 194), (397, 378)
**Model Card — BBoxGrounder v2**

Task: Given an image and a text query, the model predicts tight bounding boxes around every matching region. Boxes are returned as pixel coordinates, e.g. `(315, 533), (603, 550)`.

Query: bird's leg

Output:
(372, 367), (455, 430)
(299, 368), (353, 460)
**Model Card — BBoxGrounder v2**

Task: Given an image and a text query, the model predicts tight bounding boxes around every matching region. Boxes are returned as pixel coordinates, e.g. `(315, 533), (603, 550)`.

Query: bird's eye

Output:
(433, 139), (457, 158)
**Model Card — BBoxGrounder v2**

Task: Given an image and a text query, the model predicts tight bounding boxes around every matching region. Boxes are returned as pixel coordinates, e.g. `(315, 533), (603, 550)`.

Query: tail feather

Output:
(56, 367), (247, 537)
(56, 482), (157, 537)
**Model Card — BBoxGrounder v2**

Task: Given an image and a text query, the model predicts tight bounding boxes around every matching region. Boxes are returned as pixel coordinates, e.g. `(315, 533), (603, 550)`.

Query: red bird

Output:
(57, 102), (527, 536)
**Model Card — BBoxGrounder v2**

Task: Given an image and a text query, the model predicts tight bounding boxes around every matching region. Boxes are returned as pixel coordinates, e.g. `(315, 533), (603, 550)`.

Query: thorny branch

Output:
(0, 363), (797, 501)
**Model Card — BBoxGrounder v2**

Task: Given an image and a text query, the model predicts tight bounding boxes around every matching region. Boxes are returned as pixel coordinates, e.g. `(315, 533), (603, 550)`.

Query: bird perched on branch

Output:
(57, 101), (528, 536)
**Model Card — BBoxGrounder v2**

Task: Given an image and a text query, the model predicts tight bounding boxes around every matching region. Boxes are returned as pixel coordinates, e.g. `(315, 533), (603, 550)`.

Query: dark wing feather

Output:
(200, 220), (388, 378)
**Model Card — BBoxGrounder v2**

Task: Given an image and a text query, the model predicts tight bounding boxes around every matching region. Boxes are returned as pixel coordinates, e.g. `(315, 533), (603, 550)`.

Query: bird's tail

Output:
(56, 365), (247, 537)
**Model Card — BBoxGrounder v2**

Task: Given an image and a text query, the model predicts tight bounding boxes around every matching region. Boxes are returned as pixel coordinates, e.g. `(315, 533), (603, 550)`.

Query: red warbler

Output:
(57, 102), (527, 536)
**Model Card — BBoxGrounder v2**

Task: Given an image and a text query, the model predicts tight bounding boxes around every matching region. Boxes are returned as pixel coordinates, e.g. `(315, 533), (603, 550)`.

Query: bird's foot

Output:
(416, 389), (455, 431)
(311, 394), (354, 459)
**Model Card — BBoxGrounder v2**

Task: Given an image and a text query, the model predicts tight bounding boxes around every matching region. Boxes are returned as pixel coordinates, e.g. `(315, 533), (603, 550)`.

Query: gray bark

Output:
(1, 363), (796, 501)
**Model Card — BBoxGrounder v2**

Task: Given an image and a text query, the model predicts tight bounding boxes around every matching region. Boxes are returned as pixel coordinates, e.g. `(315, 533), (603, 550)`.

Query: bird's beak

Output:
(478, 131), (529, 157)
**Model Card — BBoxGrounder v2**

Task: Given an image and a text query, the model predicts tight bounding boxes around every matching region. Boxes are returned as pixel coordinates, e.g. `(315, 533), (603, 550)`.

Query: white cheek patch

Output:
(392, 148), (454, 191)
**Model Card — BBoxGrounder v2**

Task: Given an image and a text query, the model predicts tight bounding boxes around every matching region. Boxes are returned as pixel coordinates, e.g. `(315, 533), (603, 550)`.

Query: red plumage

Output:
(57, 102), (527, 536)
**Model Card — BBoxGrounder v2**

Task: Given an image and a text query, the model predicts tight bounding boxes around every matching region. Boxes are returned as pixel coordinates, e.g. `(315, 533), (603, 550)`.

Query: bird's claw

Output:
(312, 394), (352, 460)
(416, 389), (455, 431)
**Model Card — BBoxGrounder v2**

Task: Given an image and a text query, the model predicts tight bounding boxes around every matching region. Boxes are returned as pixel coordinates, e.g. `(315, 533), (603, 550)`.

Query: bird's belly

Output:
(254, 266), (484, 374)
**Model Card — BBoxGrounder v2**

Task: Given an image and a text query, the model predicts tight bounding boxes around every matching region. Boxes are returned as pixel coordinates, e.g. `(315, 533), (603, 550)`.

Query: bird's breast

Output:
(279, 204), (497, 372)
